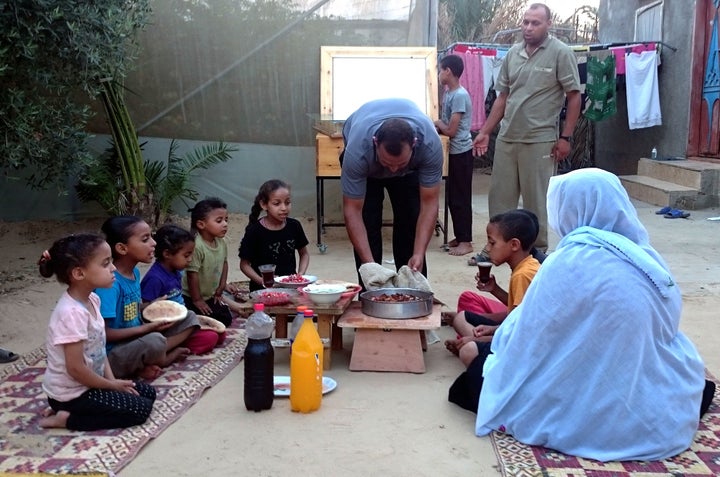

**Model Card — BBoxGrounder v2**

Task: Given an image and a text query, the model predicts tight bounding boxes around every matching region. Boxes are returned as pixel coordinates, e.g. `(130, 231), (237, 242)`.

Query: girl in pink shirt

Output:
(38, 233), (155, 431)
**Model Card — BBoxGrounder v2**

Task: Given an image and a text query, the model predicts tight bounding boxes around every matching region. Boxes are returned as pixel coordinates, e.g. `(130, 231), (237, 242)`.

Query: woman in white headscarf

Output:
(473, 168), (714, 461)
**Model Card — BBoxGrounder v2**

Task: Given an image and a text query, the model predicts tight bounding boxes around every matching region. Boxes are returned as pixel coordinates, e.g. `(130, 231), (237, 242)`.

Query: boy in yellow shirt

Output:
(445, 209), (541, 367)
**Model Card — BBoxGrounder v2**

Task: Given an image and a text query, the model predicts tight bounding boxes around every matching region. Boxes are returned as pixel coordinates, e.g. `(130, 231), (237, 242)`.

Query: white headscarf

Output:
(475, 168), (705, 461)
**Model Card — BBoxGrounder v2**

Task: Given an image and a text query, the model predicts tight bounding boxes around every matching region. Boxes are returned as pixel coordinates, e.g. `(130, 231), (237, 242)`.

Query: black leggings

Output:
(48, 381), (156, 431)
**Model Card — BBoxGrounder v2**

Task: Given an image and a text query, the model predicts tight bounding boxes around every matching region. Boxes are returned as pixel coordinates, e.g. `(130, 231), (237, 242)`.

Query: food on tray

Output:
(368, 292), (422, 302)
(279, 274), (309, 284)
(250, 290), (293, 306)
(143, 300), (187, 322)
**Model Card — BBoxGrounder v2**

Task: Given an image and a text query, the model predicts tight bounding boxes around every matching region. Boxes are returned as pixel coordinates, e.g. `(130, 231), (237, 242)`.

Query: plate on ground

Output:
(274, 274), (318, 288)
(143, 300), (187, 322)
(273, 375), (337, 397)
(313, 279), (362, 298)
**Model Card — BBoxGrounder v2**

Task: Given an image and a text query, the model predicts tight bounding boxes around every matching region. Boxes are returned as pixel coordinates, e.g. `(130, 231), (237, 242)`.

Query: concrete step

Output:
(637, 158), (720, 192)
(619, 175), (700, 208)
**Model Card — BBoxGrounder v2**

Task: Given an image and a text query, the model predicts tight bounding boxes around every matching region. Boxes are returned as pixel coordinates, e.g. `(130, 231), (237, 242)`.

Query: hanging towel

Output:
(585, 55), (617, 121)
(625, 50), (662, 129)
(455, 51), (486, 131)
(609, 43), (656, 75)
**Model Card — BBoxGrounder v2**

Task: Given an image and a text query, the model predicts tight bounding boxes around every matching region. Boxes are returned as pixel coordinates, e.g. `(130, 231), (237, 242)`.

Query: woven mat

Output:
(491, 373), (720, 476)
(0, 325), (247, 476)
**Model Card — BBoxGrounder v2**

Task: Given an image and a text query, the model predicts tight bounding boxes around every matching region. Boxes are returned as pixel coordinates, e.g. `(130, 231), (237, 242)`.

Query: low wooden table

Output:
(337, 302), (441, 373)
(231, 292), (355, 370)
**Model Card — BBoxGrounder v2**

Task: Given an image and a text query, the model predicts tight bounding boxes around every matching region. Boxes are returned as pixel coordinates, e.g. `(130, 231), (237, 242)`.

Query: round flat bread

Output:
(143, 300), (187, 322)
(198, 315), (226, 333)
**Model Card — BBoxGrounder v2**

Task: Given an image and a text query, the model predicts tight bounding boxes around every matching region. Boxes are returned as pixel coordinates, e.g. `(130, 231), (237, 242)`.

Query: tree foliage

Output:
(0, 0), (152, 188)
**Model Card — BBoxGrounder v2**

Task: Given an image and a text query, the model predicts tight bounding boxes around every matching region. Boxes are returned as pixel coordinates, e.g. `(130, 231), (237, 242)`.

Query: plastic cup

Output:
(259, 264), (276, 288)
(477, 262), (493, 284)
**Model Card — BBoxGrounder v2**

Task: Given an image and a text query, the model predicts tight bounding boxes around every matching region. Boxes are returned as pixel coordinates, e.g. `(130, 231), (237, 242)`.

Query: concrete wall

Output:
(597, 0), (695, 174)
(0, 136), (344, 223)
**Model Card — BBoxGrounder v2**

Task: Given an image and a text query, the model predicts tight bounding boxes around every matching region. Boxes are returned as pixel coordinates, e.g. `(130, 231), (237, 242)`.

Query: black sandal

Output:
(0, 348), (19, 363)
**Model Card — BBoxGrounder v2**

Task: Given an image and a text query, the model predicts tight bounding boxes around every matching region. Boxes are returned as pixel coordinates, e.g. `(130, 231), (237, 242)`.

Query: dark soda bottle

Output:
(244, 303), (275, 412)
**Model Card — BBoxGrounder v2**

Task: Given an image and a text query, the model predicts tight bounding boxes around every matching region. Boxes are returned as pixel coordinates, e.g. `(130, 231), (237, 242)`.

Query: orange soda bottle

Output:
(290, 309), (323, 413)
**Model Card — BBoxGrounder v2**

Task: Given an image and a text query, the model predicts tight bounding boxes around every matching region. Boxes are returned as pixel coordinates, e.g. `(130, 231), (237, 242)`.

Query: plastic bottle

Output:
(651, 147), (658, 160)
(288, 305), (308, 343)
(290, 309), (323, 413)
(244, 303), (275, 412)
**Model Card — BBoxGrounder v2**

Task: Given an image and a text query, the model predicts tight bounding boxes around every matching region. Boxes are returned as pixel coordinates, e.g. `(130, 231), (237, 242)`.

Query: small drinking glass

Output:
(258, 264), (276, 288)
(477, 262), (493, 284)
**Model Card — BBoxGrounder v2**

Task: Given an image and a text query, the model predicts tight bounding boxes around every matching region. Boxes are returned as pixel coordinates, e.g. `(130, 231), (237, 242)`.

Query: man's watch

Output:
(559, 135), (572, 143)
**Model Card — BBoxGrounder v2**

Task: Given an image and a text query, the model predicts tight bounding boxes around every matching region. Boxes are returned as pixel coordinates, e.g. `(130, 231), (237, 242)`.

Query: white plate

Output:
(272, 375), (337, 397)
(274, 274), (318, 288)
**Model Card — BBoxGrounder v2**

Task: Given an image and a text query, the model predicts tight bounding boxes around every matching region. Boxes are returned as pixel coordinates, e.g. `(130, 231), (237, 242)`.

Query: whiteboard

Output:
(320, 46), (438, 121)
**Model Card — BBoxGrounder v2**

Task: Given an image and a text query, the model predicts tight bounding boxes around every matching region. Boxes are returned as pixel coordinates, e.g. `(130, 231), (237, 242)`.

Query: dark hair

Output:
(440, 54), (464, 78)
(189, 197), (227, 233)
(153, 224), (194, 259)
(248, 179), (290, 227)
(101, 216), (144, 258)
(375, 118), (415, 156)
(489, 209), (539, 252)
(38, 233), (107, 285)
(528, 3), (552, 20)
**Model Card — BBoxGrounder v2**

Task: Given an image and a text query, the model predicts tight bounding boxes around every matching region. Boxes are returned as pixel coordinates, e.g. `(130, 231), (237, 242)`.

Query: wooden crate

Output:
(315, 134), (449, 177)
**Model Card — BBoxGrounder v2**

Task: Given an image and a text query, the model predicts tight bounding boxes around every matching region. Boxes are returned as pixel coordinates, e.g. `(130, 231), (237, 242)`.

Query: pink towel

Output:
(609, 43), (656, 75)
(457, 51), (486, 131)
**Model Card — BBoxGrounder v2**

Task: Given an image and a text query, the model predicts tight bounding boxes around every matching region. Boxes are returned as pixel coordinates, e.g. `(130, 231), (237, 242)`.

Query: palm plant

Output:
(77, 80), (237, 227)
(144, 139), (237, 227)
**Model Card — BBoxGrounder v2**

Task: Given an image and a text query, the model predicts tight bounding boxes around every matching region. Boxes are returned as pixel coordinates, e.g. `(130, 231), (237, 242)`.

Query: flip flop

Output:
(655, 206), (672, 215)
(0, 348), (19, 363)
(664, 209), (690, 219)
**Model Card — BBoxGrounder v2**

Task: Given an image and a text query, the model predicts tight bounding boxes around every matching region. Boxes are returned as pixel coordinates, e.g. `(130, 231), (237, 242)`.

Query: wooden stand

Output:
(337, 302), (441, 373)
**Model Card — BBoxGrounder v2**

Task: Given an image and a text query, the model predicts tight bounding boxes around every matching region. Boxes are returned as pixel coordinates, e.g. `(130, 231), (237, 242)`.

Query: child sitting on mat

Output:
(38, 233), (156, 430)
(141, 224), (224, 353)
(444, 209), (541, 368)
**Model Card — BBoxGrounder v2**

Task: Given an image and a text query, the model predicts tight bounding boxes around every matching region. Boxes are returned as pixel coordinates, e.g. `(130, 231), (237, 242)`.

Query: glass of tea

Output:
(258, 264), (276, 288)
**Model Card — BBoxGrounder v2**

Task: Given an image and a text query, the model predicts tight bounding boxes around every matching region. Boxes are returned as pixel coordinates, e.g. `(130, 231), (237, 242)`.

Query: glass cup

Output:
(258, 264), (276, 288)
(477, 262), (493, 284)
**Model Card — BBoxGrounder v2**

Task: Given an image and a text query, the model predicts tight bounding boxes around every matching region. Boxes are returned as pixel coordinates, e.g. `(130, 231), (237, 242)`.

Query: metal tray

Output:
(359, 288), (433, 319)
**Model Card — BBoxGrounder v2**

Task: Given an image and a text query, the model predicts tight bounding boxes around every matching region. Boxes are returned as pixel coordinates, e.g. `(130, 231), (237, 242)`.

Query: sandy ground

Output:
(1, 172), (719, 476)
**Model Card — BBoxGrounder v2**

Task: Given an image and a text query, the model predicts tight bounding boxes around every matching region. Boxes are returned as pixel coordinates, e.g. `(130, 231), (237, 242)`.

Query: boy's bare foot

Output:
(447, 239), (459, 248)
(163, 347), (191, 367)
(139, 364), (163, 380)
(449, 242), (473, 256)
(444, 339), (461, 356)
(40, 410), (69, 428)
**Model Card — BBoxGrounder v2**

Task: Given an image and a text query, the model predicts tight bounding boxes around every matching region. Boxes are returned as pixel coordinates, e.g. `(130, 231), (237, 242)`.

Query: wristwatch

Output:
(559, 135), (572, 143)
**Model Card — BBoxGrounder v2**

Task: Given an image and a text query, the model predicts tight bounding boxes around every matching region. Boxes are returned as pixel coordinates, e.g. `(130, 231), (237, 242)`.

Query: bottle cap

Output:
(253, 303), (265, 311)
(304, 309), (314, 317)
(296, 305), (308, 313)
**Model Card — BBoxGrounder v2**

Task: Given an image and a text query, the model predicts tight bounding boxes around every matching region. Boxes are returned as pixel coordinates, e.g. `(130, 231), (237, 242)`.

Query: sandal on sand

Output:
(0, 348), (19, 363)
(655, 206), (672, 215)
(664, 209), (690, 219)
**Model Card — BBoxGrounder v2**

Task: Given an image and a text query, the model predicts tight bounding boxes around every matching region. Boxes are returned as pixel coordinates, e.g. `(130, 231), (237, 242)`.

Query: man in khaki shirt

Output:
(473, 3), (581, 250)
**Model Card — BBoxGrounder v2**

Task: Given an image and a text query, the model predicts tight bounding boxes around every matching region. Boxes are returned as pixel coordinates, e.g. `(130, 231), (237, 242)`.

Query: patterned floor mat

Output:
(0, 325), (247, 476)
(491, 374), (720, 476)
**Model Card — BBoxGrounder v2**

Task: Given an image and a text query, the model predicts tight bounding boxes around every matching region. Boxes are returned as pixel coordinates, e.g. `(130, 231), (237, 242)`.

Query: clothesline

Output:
(440, 40), (677, 55)
(438, 39), (665, 129)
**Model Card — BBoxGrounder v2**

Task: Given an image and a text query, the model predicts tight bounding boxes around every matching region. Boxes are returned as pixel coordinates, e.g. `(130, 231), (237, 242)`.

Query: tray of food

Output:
(359, 288), (433, 319)
(249, 288), (298, 306)
(274, 274), (318, 289)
